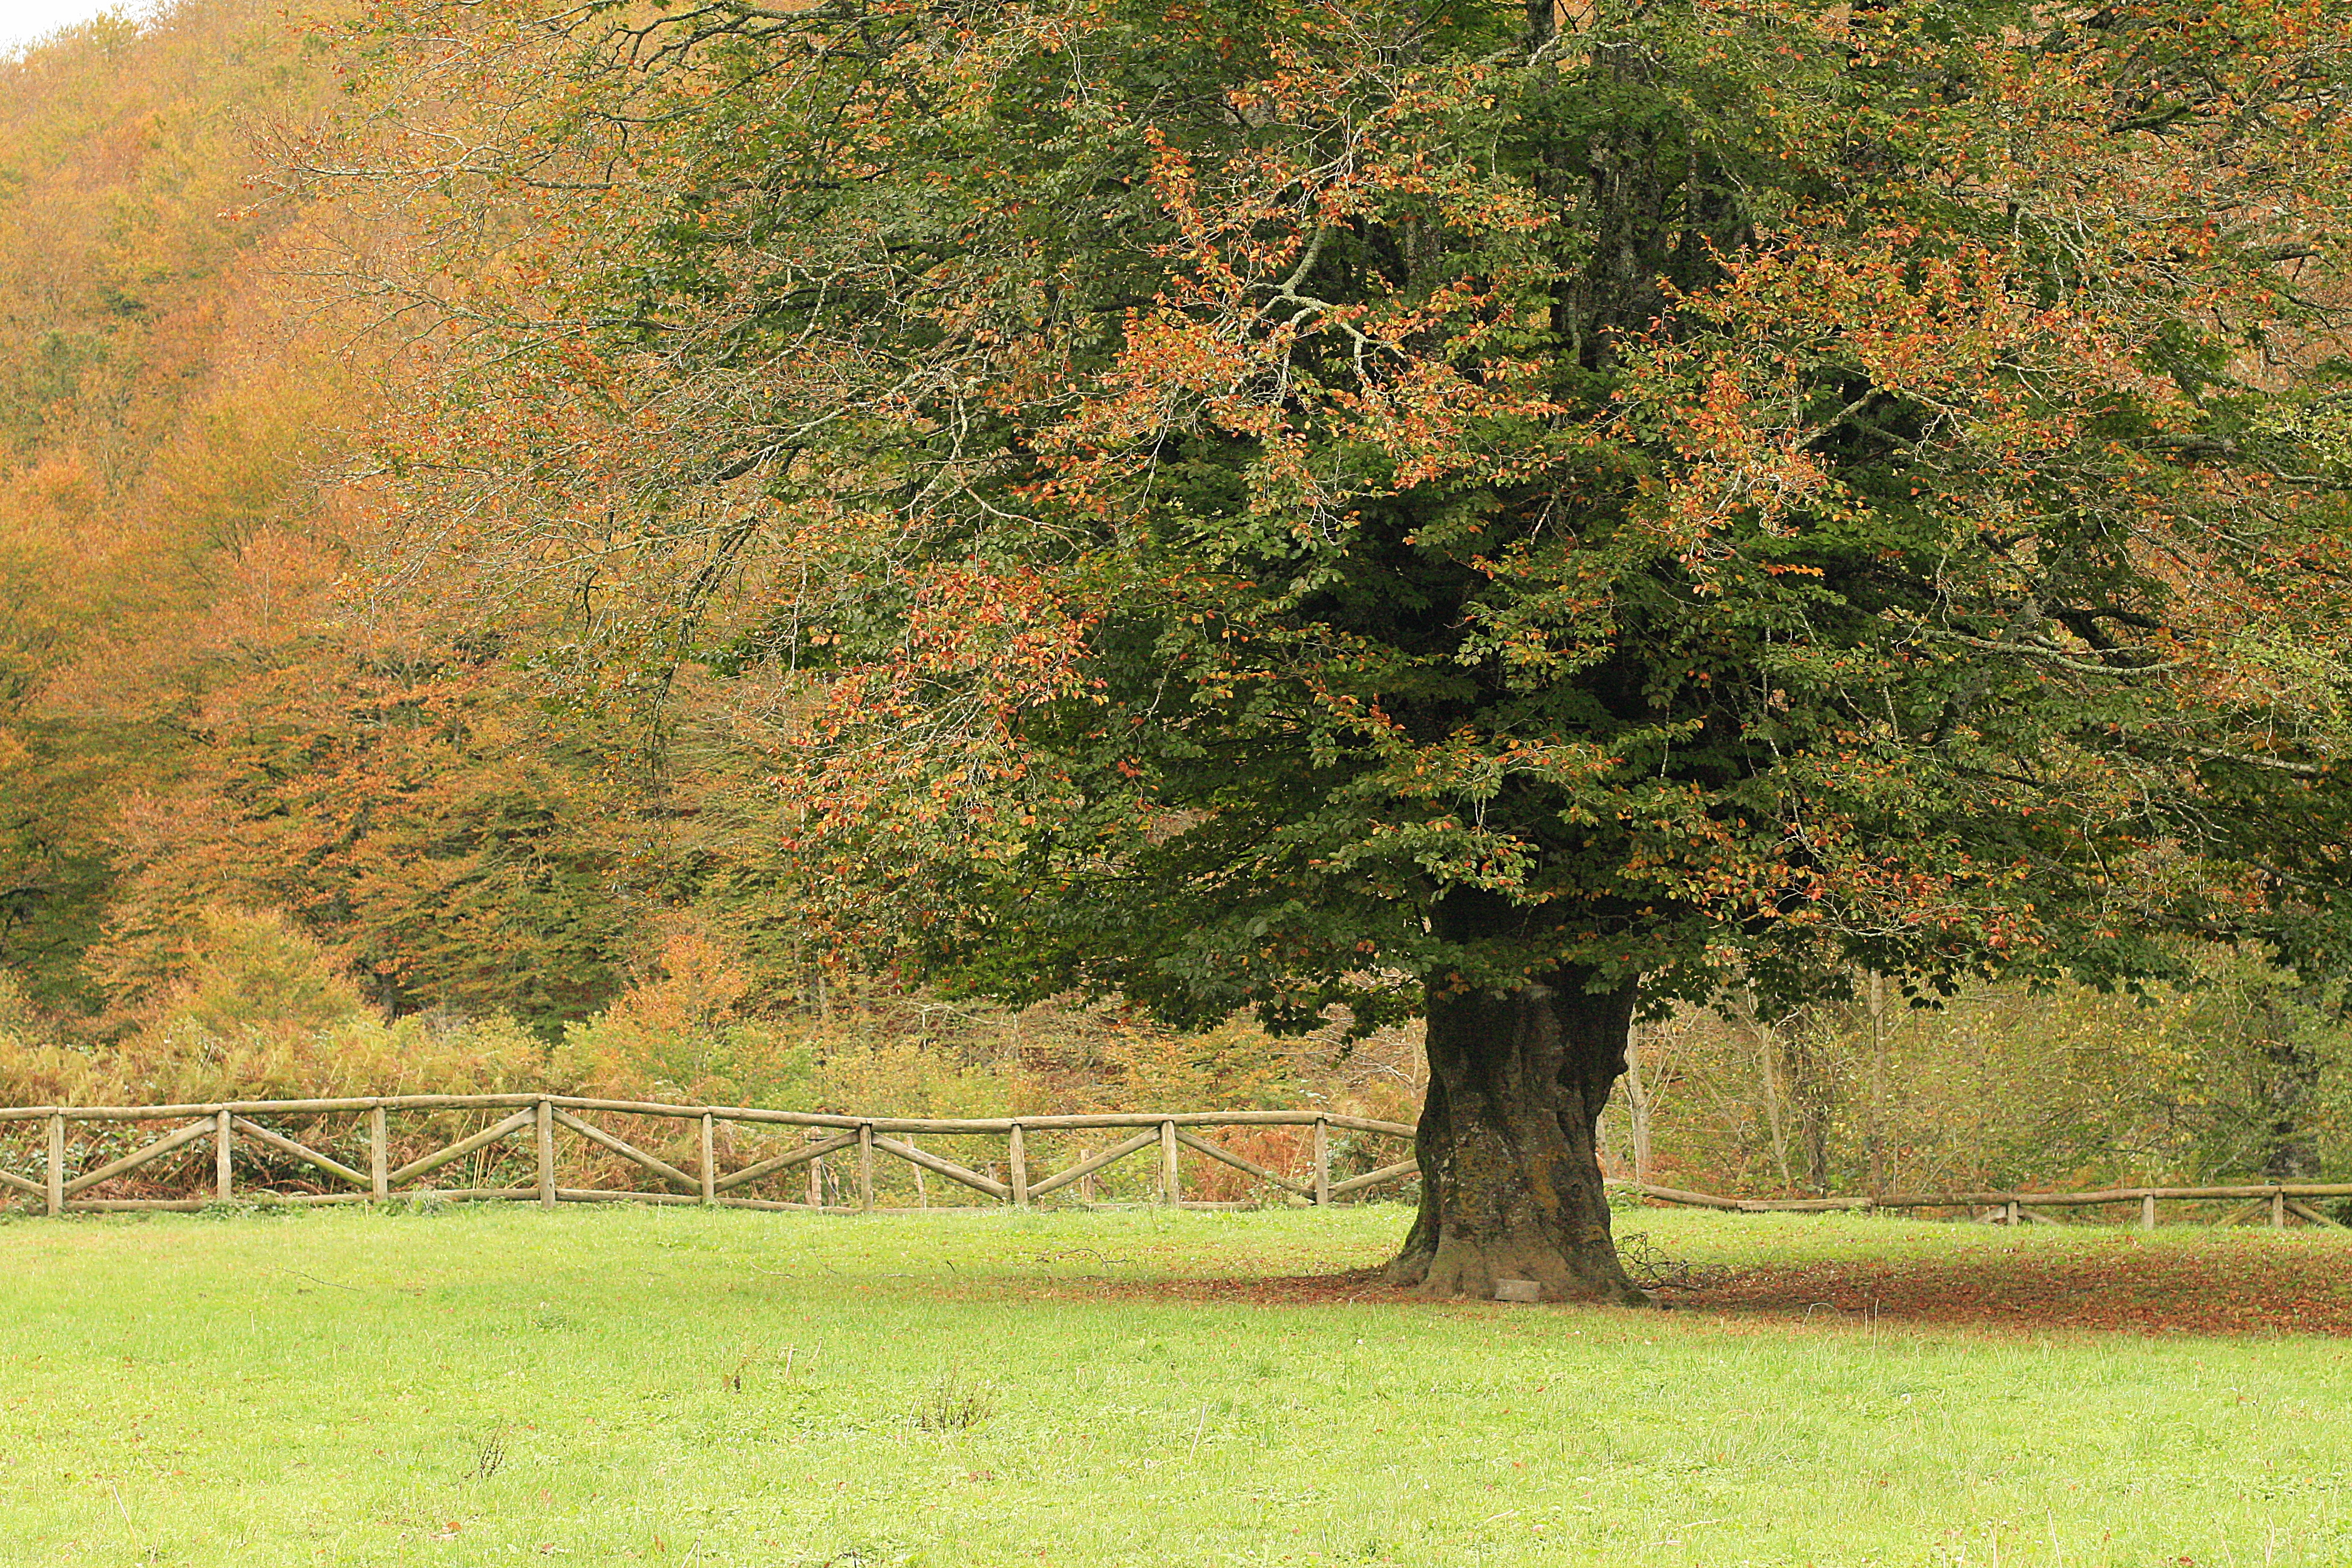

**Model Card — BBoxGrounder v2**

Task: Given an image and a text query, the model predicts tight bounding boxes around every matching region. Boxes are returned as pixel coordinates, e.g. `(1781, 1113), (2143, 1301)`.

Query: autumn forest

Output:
(5, 0), (2352, 1244)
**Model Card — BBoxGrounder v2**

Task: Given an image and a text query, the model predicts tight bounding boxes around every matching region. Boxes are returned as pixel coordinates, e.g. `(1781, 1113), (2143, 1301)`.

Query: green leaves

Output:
(363, 0), (2352, 1025)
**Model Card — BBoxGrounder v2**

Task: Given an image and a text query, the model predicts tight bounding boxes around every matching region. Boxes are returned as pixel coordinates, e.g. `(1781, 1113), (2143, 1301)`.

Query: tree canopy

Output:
(362, 0), (2352, 1006)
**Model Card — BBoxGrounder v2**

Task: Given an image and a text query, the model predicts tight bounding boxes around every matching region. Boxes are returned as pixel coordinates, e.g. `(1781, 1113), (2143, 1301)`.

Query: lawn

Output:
(4, 1201), (2350, 1566)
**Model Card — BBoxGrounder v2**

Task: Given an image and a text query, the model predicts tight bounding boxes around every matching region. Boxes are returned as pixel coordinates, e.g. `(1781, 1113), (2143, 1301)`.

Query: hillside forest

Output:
(2, 0), (2349, 1204)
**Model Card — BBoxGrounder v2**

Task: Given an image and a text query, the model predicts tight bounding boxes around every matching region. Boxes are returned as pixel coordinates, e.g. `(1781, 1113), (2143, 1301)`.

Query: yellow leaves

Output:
(18, 452), (102, 517)
(601, 920), (752, 1040)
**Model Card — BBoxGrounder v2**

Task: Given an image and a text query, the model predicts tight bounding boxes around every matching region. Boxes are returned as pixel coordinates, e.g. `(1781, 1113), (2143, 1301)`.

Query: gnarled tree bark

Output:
(1387, 964), (1650, 1305)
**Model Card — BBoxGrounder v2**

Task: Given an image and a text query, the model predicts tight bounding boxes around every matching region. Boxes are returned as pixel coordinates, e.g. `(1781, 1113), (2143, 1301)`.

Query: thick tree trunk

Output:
(1387, 967), (1650, 1305)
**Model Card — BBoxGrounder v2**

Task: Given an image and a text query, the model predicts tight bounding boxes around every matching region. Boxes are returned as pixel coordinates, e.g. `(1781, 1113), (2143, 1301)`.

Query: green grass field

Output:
(5, 1203), (2350, 1566)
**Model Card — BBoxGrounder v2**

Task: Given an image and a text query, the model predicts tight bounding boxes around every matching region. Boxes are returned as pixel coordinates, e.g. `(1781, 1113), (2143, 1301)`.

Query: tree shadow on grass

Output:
(1661, 1243), (2352, 1334)
(1073, 1243), (2352, 1334)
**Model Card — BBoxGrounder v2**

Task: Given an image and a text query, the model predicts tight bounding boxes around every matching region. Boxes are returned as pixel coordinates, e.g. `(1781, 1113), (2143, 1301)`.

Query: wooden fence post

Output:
(32, 1097), (2352, 1223)
(6, 1100), (1424, 1214)
(857, 1122), (874, 1212)
(45, 1112), (64, 1217)
(701, 1114), (717, 1207)
(1160, 1119), (1179, 1208)
(370, 1107), (389, 1201)
(536, 1098), (555, 1210)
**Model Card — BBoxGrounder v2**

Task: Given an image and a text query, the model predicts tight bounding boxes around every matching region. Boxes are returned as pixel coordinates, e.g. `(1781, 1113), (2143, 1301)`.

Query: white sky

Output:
(0, 0), (158, 56)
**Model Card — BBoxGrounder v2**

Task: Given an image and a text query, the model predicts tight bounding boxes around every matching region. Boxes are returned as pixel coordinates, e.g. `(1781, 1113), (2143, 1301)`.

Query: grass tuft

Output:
(911, 1369), (998, 1432)
(462, 1423), (506, 1481)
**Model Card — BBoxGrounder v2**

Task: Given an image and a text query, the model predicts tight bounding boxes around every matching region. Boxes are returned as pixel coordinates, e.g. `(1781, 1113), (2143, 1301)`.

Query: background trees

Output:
(0, 0), (663, 1034)
(0, 0), (365, 1013)
(1616, 950), (2352, 1200)
(1, 0), (2350, 1244)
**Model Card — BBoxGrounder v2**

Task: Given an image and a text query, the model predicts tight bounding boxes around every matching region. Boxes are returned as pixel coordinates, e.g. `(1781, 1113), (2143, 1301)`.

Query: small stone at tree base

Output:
(1494, 1279), (1543, 1303)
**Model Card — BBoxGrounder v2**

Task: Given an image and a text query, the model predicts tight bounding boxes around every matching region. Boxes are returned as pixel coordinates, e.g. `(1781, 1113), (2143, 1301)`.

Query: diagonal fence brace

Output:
(869, 1134), (1010, 1201)
(62, 1119), (217, 1198)
(713, 1131), (860, 1195)
(1328, 1157), (1419, 1198)
(550, 1107), (700, 1194)
(1027, 1128), (1161, 1200)
(386, 1109), (536, 1187)
(1172, 1126), (1312, 1198)
(230, 1117), (369, 1187)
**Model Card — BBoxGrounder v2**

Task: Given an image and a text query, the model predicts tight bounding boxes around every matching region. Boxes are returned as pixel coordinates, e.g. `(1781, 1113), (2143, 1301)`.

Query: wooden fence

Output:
(12, 1096), (2338, 1230)
(0, 1095), (1420, 1215)
(1617, 1178), (2352, 1230)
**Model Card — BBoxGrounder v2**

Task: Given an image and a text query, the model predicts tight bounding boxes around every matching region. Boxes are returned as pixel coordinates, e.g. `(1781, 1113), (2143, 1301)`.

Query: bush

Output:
(0, 910), (1428, 1204)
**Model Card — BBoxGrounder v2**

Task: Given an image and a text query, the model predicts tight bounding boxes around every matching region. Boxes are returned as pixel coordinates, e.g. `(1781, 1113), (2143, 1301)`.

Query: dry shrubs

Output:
(0, 910), (557, 1108)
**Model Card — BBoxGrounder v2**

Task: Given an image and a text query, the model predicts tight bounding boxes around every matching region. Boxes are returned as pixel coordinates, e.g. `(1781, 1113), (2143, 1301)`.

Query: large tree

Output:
(351, 0), (2352, 1300)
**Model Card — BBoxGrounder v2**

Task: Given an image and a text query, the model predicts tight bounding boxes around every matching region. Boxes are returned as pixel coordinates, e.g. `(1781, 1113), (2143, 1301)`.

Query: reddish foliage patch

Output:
(1663, 1244), (2352, 1335)
(1082, 1244), (2352, 1335)
(1021, 1265), (1399, 1311)
(1093, 1266), (1404, 1308)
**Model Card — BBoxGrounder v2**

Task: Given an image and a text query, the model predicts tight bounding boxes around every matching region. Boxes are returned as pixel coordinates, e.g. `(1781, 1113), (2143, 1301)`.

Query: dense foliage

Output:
(5, 0), (2352, 1220)
(0, 0), (664, 1034)
(338, 0), (2352, 1034)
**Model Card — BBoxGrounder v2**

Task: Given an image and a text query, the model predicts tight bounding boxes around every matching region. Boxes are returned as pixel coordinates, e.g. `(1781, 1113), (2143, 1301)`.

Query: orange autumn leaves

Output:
(300, 0), (2352, 1030)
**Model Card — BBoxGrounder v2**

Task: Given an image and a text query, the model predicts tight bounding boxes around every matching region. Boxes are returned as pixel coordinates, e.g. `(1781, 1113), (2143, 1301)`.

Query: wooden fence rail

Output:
(16, 1096), (2329, 1230)
(1615, 1179), (2352, 1230)
(0, 1094), (1419, 1216)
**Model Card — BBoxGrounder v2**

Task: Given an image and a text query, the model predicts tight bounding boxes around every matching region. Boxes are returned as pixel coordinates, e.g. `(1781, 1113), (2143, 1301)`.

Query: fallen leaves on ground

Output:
(1069, 1240), (2352, 1334)
(1665, 1240), (2352, 1334)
